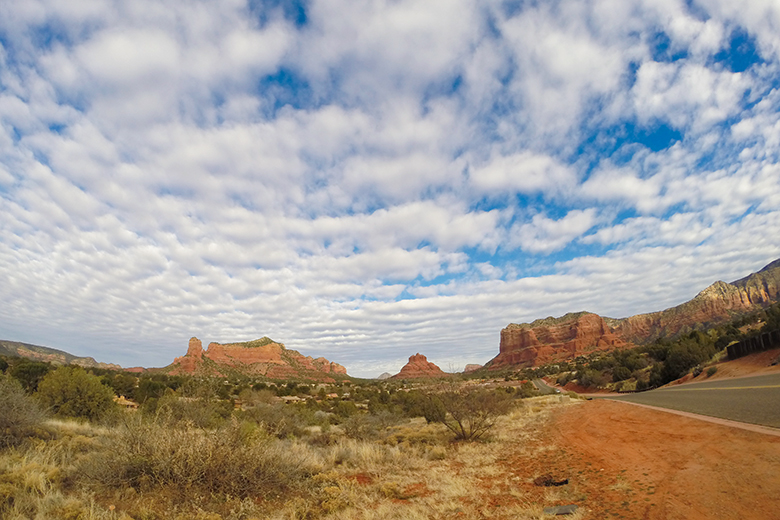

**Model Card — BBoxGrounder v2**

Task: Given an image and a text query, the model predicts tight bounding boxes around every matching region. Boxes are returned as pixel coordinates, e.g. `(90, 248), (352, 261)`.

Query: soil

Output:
(680, 347), (780, 384)
(493, 399), (780, 519)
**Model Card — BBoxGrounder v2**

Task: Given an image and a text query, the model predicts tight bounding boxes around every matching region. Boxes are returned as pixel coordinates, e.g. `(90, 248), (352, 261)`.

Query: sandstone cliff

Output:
(168, 336), (348, 381)
(392, 353), (449, 379)
(613, 258), (780, 343)
(490, 258), (780, 369)
(488, 312), (626, 369)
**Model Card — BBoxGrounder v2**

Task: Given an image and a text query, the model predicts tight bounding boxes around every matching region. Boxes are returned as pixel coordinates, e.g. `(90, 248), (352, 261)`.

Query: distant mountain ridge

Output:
(489, 257), (780, 369)
(0, 339), (121, 370)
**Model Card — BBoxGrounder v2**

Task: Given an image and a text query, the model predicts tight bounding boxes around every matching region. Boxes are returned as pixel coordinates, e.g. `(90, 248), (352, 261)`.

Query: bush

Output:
(35, 366), (117, 421)
(612, 366), (632, 382)
(706, 366), (718, 377)
(80, 418), (321, 498)
(241, 402), (312, 438)
(432, 388), (514, 441)
(0, 375), (48, 448)
(154, 393), (233, 429)
(9, 359), (51, 392)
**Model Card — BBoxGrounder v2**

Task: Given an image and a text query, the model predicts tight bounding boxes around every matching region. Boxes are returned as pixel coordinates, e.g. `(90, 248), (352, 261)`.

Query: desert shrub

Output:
(241, 402), (314, 438)
(612, 366), (632, 382)
(342, 410), (403, 441)
(706, 366), (718, 377)
(8, 359), (51, 393)
(153, 393), (232, 429)
(79, 417), (321, 499)
(516, 380), (541, 398)
(35, 367), (117, 422)
(576, 368), (609, 388)
(330, 400), (359, 419)
(102, 372), (138, 400)
(432, 388), (515, 441)
(135, 377), (168, 403)
(0, 376), (48, 448)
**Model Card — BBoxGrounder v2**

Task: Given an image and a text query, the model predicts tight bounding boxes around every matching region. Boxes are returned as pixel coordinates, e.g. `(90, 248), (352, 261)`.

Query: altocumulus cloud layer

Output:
(1, 0), (779, 377)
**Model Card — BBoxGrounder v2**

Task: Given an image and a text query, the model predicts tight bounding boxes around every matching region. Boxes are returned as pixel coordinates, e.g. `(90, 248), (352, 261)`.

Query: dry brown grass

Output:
(0, 393), (575, 520)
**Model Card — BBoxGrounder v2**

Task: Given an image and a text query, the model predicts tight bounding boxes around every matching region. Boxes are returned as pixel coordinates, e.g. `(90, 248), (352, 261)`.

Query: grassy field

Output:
(0, 388), (580, 520)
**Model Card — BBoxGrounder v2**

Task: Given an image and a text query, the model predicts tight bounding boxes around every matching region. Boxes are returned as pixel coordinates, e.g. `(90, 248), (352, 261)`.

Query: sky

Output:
(1, 0), (779, 378)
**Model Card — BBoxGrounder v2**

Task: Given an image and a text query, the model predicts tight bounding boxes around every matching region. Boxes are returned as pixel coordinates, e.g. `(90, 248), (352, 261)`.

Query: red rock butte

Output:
(392, 353), (449, 379)
(489, 312), (626, 369)
(169, 336), (347, 381)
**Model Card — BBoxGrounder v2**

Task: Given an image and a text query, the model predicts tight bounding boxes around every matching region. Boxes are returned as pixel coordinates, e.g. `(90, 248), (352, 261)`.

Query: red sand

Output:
(490, 399), (780, 519)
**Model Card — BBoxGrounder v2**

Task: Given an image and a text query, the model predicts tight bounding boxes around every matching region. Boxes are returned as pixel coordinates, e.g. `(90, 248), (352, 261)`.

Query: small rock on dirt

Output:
(543, 504), (578, 515)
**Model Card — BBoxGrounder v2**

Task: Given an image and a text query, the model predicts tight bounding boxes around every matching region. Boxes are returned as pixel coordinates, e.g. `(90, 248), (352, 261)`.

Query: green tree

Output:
(35, 366), (117, 421)
(9, 359), (51, 392)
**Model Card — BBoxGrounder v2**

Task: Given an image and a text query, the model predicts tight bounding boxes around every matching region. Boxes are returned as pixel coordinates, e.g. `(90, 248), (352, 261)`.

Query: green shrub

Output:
(35, 366), (117, 421)
(706, 366), (718, 377)
(79, 418), (321, 498)
(240, 402), (312, 438)
(0, 376), (48, 448)
(153, 393), (233, 429)
(612, 366), (632, 382)
(9, 359), (51, 392)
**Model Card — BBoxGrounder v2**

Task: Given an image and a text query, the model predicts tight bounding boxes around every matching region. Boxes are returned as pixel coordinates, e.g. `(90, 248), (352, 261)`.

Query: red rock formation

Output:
(615, 259), (780, 343)
(168, 336), (347, 380)
(463, 364), (483, 373)
(489, 312), (626, 369)
(488, 259), (780, 369)
(392, 353), (449, 379)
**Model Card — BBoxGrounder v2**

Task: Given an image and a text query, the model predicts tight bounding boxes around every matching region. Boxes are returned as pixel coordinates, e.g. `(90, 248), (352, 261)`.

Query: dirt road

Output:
(505, 399), (780, 519)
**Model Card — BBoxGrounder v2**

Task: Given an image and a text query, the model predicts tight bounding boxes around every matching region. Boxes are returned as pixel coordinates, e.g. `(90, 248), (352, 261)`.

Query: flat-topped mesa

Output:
(489, 312), (626, 369)
(169, 336), (347, 380)
(392, 353), (449, 379)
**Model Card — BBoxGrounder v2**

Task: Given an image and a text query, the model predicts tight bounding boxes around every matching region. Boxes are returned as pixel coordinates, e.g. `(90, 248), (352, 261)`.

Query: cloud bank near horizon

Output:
(1, 0), (779, 377)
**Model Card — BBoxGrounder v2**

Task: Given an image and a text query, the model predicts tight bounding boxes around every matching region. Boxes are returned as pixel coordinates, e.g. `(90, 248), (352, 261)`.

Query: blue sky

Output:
(1, 0), (779, 378)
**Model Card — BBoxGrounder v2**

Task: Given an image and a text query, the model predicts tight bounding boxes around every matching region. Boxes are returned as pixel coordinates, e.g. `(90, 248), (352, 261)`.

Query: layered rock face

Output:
(489, 312), (626, 369)
(169, 336), (347, 380)
(614, 259), (780, 343)
(392, 353), (449, 379)
(489, 258), (780, 369)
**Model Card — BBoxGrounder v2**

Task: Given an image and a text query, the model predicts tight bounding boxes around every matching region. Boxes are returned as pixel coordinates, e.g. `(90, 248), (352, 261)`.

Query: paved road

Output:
(532, 378), (559, 395)
(605, 373), (780, 428)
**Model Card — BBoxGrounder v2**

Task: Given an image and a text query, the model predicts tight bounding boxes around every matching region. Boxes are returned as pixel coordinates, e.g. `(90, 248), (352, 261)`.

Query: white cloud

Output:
(509, 209), (599, 254)
(470, 151), (578, 196)
(0, 0), (779, 378)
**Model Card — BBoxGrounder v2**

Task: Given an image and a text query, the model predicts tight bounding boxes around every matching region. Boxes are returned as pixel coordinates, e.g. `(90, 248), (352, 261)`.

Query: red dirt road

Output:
(531, 400), (780, 519)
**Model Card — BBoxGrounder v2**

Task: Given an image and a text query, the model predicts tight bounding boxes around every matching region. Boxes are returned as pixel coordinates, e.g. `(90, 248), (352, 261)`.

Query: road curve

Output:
(604, 373), (780, 429)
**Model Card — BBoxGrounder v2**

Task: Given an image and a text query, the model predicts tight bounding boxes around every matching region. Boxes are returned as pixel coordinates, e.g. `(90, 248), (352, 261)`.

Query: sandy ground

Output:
(499, 399), (780, 519)
(673, 348), (780, 385)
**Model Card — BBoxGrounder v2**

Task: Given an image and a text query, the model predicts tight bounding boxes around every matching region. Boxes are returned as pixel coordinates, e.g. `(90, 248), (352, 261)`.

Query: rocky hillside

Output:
(167, 337), (348, 381)
(612, 258), (780, 343)
(489, 258), (780, 369)
(391, 353), (449, 379)
(0, 339), (122, 370)
(489, 312), (626, 369)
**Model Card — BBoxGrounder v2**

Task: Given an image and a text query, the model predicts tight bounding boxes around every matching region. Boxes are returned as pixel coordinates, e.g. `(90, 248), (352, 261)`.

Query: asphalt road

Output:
(533, 378), (559, 395)
(605, 373), (780, 428)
